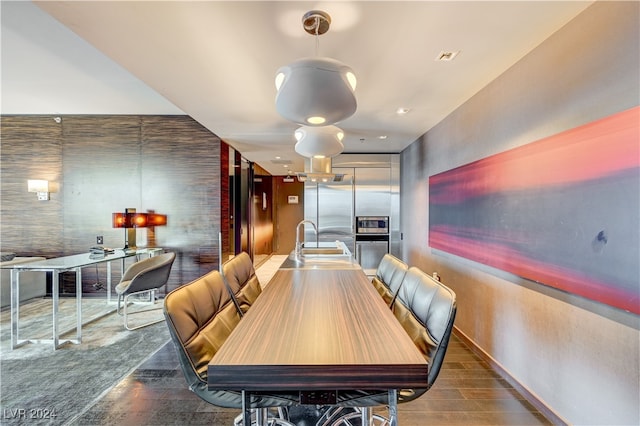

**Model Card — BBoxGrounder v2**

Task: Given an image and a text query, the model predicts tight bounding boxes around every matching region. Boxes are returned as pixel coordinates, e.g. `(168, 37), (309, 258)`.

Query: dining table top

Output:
(207, 265), (428, 391)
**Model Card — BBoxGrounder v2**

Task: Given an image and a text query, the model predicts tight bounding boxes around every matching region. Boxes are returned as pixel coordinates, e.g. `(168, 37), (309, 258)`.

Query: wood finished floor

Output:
(69, 255), (552, 425)
(70, 334), (551, 425)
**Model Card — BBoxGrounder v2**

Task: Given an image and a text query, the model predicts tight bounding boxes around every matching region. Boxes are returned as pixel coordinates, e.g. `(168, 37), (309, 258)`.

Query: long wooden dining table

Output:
(207, 262), (428, 425)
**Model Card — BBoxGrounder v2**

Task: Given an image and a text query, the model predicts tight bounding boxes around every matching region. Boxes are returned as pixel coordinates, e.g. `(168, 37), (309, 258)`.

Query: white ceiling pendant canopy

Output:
(275, 10), (357, 126)
(294, 125), (345, 158)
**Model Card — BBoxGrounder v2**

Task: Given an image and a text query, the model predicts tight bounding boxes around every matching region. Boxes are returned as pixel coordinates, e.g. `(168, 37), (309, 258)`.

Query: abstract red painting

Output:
(429, 106), (639, 314)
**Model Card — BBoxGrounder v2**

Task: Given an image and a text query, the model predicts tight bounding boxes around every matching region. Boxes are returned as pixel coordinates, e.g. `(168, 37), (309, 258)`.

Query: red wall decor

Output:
(429, 106), (640, 314)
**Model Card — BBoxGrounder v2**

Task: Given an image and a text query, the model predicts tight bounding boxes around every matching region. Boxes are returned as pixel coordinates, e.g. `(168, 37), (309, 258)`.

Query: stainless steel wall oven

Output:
(355, 216), (389, 273)
(356, 216), (389, 234)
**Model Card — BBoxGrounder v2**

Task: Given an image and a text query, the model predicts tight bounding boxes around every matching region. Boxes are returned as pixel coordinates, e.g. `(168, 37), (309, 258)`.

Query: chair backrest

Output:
(121, 252), (176, 294)
(221, 252), (261, 312)
(163, 269), (298, 410)
(163, 270), (241, 383)
(372, 254), (408, 307)
(393, 267), (457, 395)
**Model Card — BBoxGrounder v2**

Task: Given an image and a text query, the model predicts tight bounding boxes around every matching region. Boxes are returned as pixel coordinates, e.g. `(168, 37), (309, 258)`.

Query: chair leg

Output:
(255, 408), (267, 426)
(316, 407), (354, 426)
(361, 407), (372, 426)
(328, 409), (389, 426)
(233, 407), (296, 426)
(276, 407), (289, 420)
(122, 289), (164, 330)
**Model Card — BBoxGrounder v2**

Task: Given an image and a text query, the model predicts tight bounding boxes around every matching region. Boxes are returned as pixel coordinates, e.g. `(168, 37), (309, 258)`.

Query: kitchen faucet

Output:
(295, 220), (318, 256)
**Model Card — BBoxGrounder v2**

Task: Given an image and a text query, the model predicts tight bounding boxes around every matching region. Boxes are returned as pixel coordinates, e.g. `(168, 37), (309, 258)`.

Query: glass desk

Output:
(2, 248), (161, 350)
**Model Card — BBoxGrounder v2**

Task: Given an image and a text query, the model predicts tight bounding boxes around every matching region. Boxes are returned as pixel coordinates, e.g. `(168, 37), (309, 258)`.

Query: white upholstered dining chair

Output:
(115, 251), (175, 330)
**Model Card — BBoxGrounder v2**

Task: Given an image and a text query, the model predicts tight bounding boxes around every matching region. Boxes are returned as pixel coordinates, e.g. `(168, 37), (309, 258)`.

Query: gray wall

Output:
(400, 2), (639, 425)
(1, 115), (222, 292)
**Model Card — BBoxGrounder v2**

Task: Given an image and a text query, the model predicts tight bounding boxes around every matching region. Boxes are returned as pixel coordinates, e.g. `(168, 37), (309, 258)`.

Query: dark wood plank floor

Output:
(70, 333), (551, 425)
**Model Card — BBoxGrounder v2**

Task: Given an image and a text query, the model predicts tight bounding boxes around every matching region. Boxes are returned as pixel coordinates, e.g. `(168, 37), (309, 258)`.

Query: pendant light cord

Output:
(315, 16), (320, 56)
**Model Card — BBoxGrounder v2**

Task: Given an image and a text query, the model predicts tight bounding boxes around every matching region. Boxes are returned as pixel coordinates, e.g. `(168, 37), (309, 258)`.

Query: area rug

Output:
(0, 298), (169, 425)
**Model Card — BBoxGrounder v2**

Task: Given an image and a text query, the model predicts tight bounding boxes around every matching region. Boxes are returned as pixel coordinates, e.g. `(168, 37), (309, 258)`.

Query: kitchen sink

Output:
(281, 254), (358, 270)
(281, 240), (358, 270)
(299, 247), (346, 256)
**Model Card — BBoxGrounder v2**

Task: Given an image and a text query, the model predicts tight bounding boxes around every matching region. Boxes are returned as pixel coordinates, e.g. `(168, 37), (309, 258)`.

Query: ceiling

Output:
(2, 1), (593, 175)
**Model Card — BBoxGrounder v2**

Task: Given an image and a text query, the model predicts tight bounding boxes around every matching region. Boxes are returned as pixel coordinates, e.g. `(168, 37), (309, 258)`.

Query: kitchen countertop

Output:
(280, 240), (361, 270)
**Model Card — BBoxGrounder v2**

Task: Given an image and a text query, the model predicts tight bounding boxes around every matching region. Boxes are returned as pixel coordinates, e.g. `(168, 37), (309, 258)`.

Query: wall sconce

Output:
(27, 179), (50, 200)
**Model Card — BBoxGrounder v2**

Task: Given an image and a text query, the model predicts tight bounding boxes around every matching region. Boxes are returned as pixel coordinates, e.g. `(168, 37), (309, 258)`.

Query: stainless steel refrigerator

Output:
(303, 167), (355, 253)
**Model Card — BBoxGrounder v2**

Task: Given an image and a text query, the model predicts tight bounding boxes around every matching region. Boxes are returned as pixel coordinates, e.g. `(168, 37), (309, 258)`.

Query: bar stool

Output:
(328, 266), (457, 425)
(371, 253), (408, 308)
(222, 252), (262, 314)
(163, 269), (298, 425)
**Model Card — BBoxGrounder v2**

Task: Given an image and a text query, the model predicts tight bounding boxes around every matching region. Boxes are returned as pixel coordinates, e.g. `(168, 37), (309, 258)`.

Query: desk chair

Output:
(115, 251), (175, 330)
(327, 266), (457, 425)
(222, 252), (262, 314)
(371, 254), (408, 308)
(164, 269), (298, 426)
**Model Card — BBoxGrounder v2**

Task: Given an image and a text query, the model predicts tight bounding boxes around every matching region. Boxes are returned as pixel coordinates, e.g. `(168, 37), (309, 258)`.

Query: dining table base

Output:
(239, 389), (399, 426)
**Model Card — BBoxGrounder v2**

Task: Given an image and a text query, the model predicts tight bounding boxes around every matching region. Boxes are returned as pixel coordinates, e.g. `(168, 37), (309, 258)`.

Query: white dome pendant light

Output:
(275, 10), (357, 126)
(294, 125), (345, 158)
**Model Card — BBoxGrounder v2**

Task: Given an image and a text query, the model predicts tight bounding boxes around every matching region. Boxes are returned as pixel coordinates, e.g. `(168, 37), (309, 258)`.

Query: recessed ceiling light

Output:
(436, 50), (460, 61)
(283, 164), (289, 168)
(378, 135), (387, 140)
(275, 156), (281, 159)
(396, 107), (410, 115)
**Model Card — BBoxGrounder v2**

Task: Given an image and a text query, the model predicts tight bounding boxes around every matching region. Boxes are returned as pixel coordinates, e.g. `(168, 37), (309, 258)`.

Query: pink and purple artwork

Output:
(429, 106), (639, 314)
